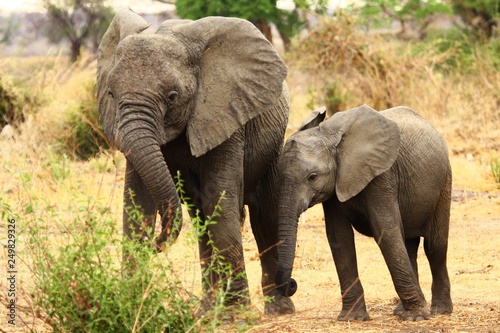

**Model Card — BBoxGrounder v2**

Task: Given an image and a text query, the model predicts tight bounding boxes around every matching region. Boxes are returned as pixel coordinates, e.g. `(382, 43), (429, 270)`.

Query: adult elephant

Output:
(275, 105), (453, 321)
(97, 9), (294, 314)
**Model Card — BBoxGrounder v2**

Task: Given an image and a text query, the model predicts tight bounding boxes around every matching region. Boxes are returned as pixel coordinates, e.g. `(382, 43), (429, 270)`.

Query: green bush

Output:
(0, 72), (40, 129)
(322, 82), (347, 116)
(60, 80), (109, 160)
(25, 201), (198, 333)
(10, 173), (255, 333)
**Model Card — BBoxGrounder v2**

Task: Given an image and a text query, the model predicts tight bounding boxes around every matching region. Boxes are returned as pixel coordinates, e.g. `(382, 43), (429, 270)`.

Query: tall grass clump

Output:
(58, 80), (109, 160)
(0, 71), (42, 129)
(491, 158), (500, 189)
(287, 13), (449, 115)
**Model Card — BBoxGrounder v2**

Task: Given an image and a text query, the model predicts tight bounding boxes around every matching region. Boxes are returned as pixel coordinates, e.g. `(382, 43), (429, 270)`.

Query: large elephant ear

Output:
(321, 105), (401, 202)
(169, 17), (288, 157)
(97, 10), (150, 142)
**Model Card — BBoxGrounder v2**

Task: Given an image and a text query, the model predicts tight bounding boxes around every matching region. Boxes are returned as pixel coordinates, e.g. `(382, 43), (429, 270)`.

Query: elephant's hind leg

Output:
(425, 176), (453, 315)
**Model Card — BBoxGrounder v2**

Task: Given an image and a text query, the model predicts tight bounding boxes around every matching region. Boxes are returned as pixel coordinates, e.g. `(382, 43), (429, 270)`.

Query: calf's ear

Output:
(321, 105), (401, 202)
(298, 106), (327, 131)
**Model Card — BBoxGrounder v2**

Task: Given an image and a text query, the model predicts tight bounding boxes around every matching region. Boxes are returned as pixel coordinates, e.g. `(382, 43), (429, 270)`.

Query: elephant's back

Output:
(382, 107), (451, 235)
(381, 106), (448, 158)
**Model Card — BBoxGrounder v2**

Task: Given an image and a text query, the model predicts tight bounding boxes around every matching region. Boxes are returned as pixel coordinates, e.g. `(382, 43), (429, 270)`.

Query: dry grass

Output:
(286, 15), (500, 162)
(1, 21), (499, 332)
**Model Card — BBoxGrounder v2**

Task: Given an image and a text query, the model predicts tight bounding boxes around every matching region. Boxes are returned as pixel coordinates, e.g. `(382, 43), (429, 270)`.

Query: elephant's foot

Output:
(196, 294), (251, 319)
(393, 301), (430, 321)
(430, 299), (453, 315)
(264, 293), (295, 315)
(337, 305), (370, 321)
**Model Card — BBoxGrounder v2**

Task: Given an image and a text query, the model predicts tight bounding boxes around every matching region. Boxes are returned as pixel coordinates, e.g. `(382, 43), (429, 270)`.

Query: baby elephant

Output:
(275, 105), (453, 321)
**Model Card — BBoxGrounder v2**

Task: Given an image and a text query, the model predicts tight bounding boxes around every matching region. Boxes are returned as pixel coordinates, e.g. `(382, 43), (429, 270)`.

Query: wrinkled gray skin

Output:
(97, 10), (294, 314)
(275, 105), (453, 321)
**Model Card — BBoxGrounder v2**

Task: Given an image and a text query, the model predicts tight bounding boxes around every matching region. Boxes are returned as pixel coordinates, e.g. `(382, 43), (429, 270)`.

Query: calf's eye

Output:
(308, 173), (318, 182)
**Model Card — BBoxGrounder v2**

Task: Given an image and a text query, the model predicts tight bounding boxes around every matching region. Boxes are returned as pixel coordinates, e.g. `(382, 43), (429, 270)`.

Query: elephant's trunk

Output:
(118, 113), (182, 247)
(275, 183), (302, 297)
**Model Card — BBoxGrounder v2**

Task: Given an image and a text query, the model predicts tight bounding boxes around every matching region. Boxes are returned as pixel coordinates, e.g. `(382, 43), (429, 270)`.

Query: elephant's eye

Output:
(308, 173), (318, 182)
(108, 89), (114, 99)
(167, 91), (178, 103)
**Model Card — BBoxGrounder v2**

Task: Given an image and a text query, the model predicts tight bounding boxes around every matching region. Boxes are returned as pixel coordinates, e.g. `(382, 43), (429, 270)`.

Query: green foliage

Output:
(355, 0), (451, 40)
(452, 0), (499, 18)
(450, 0), (499, 39)
(25, 199), (196, 333)
(359, 0), (451, 24)
(59, 80), (109, 160)
(0, 72), (41, 129)
(14, 172), (255, 333)
(357, 0), (499, 40)
(306, 81), (347, 116)
(322, 82), (347, 116)
(44, 148), (71, 182)
(175, 0), (324, 41)
(411, 29), (500, 73)
(491, 158), (500, 189)
(176, 0), (274, 20)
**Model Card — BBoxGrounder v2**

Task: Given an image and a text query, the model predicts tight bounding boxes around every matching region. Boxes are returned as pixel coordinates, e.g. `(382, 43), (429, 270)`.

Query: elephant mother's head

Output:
(97, 10), (287, 243)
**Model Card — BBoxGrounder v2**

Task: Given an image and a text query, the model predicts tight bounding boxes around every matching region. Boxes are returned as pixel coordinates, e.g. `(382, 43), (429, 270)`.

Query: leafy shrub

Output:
(25, 200), (196, 333)
(0, 72), (40, 129)
(59, 80), (109, 160)
(14, 173), (254, 333)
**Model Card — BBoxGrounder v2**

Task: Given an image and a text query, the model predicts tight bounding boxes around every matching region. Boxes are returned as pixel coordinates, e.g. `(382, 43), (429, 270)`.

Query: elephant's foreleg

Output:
(197, 136), (249, 307)
(248, 163), (295, 315)
(199, 191), (249, 306)
(324, 200), (370, 321)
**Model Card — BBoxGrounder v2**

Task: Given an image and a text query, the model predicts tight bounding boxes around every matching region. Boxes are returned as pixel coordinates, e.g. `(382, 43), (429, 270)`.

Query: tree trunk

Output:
(70, 39), (81, 62)
(257, 20), (273, 44)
